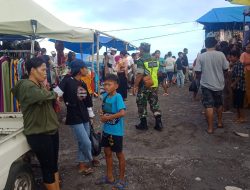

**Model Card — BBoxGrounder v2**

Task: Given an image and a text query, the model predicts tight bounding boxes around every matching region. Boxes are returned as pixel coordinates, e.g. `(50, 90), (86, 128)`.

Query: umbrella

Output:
(226, 0), (250, 6)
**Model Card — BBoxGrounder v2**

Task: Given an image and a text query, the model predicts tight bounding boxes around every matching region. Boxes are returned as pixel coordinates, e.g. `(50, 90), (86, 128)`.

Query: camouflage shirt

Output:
(136, 53), (156, 75)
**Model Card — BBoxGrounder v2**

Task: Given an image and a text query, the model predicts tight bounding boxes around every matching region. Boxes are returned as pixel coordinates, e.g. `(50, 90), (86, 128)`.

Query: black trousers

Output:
(117, 72), (128, 99)
(26, 132), (59, 184)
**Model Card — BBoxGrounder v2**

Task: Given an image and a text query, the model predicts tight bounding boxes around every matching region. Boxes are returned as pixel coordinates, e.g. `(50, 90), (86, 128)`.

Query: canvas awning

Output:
(0, 0), (94, 42)
(226, 0), (250, 6)
(49, 34), (137, 54)
(197, 6), (250, 31)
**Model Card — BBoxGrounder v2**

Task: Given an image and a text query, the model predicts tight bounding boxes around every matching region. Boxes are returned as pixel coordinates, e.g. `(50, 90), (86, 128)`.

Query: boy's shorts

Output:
(201, 86), (223, 108)
(233, 89), (245, 108)
(102, 132), (123, 153)
(158, 73), (167, 83)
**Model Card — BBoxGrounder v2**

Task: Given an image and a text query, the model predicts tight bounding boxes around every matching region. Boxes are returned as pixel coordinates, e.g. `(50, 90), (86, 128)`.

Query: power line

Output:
(131, 29), (203, 42)
(103, 21), (195, 32)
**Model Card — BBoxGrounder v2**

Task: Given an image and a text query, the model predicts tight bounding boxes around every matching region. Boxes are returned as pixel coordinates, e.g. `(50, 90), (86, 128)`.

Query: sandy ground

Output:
(38, 84), (250, 190)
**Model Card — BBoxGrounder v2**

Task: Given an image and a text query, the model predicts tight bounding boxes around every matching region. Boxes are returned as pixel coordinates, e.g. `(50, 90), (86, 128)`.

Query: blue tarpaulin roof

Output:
(197, 6), (250, 31)
(50, 35), (137, 54)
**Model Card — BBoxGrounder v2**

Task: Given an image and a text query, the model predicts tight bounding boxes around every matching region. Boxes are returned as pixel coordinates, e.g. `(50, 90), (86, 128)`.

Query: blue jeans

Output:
(176, 70), (185, 87)
(70, 122), (93, 163)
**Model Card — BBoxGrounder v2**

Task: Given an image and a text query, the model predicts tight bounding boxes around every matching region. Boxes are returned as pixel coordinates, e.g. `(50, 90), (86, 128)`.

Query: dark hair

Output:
(154, 50), (160, 54)
(205, 37), (218, 48)
(200, 48), (207, 54)
(178, 52), (183, 56)
(104, 74), (119, 84)
(120, 50), (128, 56)
(26, 57), (45, 75)
(167, 51), (172, 57)
(172, 56), (176, 59)
(229, 50), (241, 58)
(41, 48), (46, 54)
(131, 53), (136, 58)
(68, 51), (76, 62)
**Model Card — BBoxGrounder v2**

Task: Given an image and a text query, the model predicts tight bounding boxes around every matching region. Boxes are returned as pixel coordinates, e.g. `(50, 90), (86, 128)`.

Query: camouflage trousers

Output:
(136, 87), (161, 119)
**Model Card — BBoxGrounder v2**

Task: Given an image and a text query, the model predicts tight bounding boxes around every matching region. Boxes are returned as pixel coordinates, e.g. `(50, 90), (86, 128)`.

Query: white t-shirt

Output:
(127, 56), (134, 73)
(108, 53), (116, 67)
(165, 57), (175, 72)
(194, 50), (229, 91)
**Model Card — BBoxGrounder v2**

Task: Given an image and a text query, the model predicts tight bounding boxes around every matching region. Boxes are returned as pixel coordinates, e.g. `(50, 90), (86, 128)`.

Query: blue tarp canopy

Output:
(197, 6), (250, 31)
(0, 34), (31, 41)
(50, 35), (137, 54)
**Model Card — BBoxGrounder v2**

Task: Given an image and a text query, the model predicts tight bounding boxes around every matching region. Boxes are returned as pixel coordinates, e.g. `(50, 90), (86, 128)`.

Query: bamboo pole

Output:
(92, 43), (94, 72)
(96, 32), (100, 96)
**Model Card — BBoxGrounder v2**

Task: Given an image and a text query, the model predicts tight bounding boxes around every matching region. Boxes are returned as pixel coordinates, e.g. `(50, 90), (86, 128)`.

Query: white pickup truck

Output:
(0, 113), (35, 190)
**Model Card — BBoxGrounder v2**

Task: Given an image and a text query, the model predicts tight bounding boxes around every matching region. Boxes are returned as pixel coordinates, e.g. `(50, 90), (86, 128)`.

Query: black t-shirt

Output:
(182, 54), (189, 67)
(59, 76), (93, 125)
(176, 58), (184, 71)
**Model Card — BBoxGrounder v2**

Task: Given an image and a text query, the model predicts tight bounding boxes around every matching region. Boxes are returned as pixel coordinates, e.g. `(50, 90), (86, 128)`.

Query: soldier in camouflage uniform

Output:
(133, 43), (163, 131)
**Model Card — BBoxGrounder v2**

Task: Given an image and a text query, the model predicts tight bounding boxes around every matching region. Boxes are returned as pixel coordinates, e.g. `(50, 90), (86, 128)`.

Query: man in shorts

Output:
(194, 36), (229, 134)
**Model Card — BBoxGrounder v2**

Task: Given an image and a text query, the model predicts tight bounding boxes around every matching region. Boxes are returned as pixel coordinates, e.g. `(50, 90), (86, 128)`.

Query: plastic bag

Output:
(90, 124), (102, 156)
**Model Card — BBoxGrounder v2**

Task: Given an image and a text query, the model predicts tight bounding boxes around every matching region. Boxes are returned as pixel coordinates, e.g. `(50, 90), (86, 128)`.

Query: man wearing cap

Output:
(54, 59), (98, 173)
(107, 48), (117, 74)
(133, 43), (163, 131)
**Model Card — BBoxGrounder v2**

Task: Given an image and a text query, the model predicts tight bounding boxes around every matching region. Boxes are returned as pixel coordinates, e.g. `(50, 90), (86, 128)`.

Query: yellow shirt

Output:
(81, 72), (93, 94)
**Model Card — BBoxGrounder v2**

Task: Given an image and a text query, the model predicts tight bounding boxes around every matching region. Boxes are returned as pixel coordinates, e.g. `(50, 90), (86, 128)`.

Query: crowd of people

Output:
(192, 33), (250, 134)
(102, 46), (190, 99)
(11, 33), (250, 190)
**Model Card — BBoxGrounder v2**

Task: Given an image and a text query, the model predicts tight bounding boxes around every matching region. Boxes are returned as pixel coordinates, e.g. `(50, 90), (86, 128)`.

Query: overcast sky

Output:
(34, 0), (236, 62)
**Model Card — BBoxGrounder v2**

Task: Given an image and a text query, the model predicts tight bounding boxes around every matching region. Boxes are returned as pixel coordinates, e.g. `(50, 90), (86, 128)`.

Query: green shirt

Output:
(12, 80), (59, 135)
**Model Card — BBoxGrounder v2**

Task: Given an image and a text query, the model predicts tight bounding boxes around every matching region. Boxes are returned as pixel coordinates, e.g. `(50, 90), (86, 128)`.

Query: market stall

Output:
(197, 6), (250, 44)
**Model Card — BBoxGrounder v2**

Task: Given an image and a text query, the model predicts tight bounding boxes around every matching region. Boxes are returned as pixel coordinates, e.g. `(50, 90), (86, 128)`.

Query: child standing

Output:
(230, 50), (246, 123)
(97, 74), (126, 190)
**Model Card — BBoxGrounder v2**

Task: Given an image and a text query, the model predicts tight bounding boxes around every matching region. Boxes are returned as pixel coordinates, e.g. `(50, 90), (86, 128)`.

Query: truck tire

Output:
(4, 161), (35, 190)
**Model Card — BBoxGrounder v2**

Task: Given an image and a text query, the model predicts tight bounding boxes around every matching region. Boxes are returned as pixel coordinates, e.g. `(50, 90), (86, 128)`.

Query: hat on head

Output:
(115, 55), (121, 63)
(51, 51), (56, 55)
(70, 59), (87, 76)
(109, 47), (117, 51)
(139, 42), (151, 52)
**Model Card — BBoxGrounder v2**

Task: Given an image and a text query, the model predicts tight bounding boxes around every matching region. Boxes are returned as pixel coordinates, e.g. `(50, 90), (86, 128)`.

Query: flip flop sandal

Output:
(92, 159), (100, 167)
(79, 167), (94, 175)
(112, 180), (127, 190)
(217, 124), (223, 128)
(95, 176), (115, 185)
(205, 129), (214, 134)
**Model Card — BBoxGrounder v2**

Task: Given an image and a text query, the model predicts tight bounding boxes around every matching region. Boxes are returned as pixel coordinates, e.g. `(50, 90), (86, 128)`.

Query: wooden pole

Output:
(92, 43), (94, 72)
(96, 32), (100, 96)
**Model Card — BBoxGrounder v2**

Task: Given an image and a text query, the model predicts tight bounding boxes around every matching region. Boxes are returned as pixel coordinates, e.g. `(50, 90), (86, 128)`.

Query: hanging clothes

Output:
(2, 59), (11, 112)
(0, 53), (28, 112)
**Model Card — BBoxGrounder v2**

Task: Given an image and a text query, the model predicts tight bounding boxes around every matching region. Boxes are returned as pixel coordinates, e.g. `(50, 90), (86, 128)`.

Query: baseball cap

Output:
(109, 47), (117, 51)
(139, 42), (151, 52)
(70, 59), (87, 75)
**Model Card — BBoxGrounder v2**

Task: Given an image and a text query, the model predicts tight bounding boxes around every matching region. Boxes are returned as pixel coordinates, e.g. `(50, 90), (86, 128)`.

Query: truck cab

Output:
(0, 113), (35, 190)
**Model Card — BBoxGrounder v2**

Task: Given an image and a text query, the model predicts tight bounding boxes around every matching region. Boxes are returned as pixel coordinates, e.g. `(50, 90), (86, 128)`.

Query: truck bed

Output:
(0, 113), (23, 142)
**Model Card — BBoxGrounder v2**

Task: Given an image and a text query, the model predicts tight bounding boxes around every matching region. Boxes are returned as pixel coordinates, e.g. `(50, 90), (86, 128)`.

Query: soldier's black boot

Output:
(154, 115), (163, 131)
(135, 118), (148, 130)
